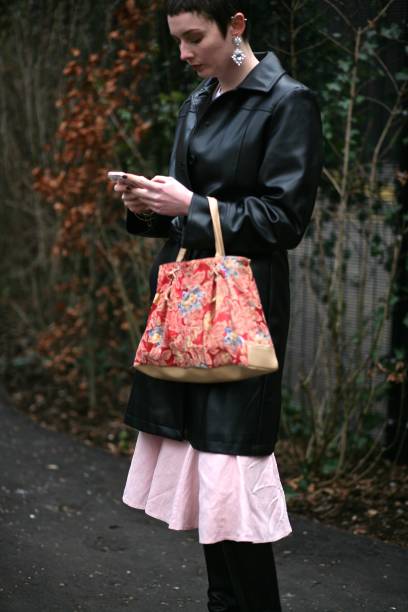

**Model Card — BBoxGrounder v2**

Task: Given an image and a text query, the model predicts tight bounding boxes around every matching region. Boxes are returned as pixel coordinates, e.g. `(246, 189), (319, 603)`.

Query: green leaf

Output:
(396, 71), (408, 81)
(338, 60), (351, 72)
(327, 81), (342, 92)
(380, 24), (402, 40)
(321, 458), (337, 475)
(283, 485), (300, 499)
(394, 348), (405, 361)
(338, 99), (350, 110)
(117, 108), (132, 122)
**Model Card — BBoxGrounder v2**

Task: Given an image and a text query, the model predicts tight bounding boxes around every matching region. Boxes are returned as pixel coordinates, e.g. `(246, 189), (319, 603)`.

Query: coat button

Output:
(188, 153), (196, 165)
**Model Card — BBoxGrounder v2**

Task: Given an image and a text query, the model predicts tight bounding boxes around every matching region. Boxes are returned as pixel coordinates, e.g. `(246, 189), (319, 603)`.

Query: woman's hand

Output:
(115, 174), (193, 217)
(114, 180), (149, 216)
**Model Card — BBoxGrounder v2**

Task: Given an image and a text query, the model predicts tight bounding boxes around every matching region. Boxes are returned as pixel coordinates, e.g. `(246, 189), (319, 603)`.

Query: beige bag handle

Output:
(176, 196), (225, 262)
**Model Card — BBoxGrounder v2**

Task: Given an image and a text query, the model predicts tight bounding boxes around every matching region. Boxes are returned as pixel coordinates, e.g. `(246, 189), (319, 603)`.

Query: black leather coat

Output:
(124, 52), (323, 456)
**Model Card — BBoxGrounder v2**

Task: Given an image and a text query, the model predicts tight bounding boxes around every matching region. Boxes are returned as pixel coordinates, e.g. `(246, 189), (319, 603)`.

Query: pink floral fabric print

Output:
(134, 256), (274, 370)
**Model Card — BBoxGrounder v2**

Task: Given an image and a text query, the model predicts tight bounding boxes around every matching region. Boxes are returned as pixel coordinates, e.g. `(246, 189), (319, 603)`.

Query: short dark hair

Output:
(166, 0), (250, 39)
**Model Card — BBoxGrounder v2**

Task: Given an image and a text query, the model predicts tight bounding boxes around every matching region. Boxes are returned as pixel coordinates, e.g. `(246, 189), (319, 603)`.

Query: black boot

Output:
(221, 540), (282, 612)
(203, 542), (240, 612)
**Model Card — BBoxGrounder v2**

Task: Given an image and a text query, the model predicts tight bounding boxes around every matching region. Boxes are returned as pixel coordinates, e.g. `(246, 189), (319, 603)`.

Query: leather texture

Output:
(124, 51), (323, 456)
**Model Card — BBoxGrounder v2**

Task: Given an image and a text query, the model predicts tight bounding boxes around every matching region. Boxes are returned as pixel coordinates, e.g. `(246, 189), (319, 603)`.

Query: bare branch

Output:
(294, 39), (329, 55)
(322, 167), (342, 196)
(271, 45), (291, 57)
(380, 123), (405, 159)
(8, 300), (31, 326)
(361, 0), (397, 35)
(293, 12), (325, 38)
(357, 95), (393, 114)
(371, 49), (400, 95)
(321, 0), (356, 32)
(370, 84), (406, 180)
(317, 28), (354, 56)
(280, 0), (291, 15)
(108, 111), (150, 174)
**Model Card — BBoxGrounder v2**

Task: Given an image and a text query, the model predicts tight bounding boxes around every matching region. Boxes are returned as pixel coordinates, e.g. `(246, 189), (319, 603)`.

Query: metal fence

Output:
(283, 199), (395, 405)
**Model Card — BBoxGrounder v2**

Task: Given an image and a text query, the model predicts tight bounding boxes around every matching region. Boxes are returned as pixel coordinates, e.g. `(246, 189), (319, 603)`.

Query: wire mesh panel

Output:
(284, 204), (394, 409)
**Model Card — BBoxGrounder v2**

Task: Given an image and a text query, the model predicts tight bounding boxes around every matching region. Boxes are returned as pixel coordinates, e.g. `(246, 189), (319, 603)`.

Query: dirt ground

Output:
(277, 441), (408, 548)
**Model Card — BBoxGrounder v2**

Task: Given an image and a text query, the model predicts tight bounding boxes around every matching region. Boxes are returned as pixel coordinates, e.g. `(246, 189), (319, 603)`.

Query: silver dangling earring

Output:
(231, 35), (246, 66)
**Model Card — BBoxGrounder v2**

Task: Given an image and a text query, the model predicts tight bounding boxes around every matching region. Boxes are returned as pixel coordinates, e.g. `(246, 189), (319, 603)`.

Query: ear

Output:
(230, 12), (247, 38)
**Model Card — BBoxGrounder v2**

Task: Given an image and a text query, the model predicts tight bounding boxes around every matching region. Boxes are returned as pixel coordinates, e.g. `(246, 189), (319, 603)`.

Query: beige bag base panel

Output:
(134, 346), (278, 383)
(246, 343), (278, 371)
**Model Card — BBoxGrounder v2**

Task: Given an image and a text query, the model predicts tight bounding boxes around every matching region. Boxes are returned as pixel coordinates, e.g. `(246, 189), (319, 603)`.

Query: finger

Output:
(125, 188), (149, 201)
(122, 190), (139, 200)
(123, 173), (154, 187)
(132, 176), (163, 191)
(125, 198), (146, 211)
(115, 183), (134, 193)
(147, 200), (163, 213)
(123, 197), (142, 208)
(130, 197), (150, 210)
(132, 187), (160, 200)
(152, 175), (168, 183)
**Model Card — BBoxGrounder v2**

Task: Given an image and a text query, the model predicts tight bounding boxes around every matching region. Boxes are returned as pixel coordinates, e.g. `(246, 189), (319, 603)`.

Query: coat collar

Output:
(191, 51), (286, 101)
(238, 52), (286, 92)
(182, 52), (287, 189)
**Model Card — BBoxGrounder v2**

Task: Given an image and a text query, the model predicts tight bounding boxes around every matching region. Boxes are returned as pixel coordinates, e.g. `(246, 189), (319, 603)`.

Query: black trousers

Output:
(203, 540), (282, 612)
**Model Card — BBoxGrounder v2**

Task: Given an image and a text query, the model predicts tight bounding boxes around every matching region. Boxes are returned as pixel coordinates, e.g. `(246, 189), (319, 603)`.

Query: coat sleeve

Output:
(181, 87), (323, 253)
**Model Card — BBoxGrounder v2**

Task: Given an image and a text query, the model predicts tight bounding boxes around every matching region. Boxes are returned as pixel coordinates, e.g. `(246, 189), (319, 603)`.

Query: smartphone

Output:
(107, 171), (129, 182)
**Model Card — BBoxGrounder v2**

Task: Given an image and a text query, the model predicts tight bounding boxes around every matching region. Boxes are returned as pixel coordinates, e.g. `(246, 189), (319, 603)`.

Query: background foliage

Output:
(1, 0), (407, 540)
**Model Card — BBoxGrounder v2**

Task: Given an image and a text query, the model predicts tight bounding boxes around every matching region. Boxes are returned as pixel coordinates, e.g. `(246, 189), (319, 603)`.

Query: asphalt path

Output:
(0, 389), (407, 611)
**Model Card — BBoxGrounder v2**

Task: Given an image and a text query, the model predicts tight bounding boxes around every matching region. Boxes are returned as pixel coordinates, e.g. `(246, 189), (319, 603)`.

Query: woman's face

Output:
(167, 11), (234, 79)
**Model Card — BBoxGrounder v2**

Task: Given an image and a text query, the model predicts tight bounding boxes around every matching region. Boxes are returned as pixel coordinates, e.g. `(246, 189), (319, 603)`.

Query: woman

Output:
(116, 1), (323, 610)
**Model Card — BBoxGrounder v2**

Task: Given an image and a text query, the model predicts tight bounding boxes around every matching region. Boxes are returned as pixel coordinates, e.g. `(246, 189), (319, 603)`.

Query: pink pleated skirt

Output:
(122, 431), (292, 544)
